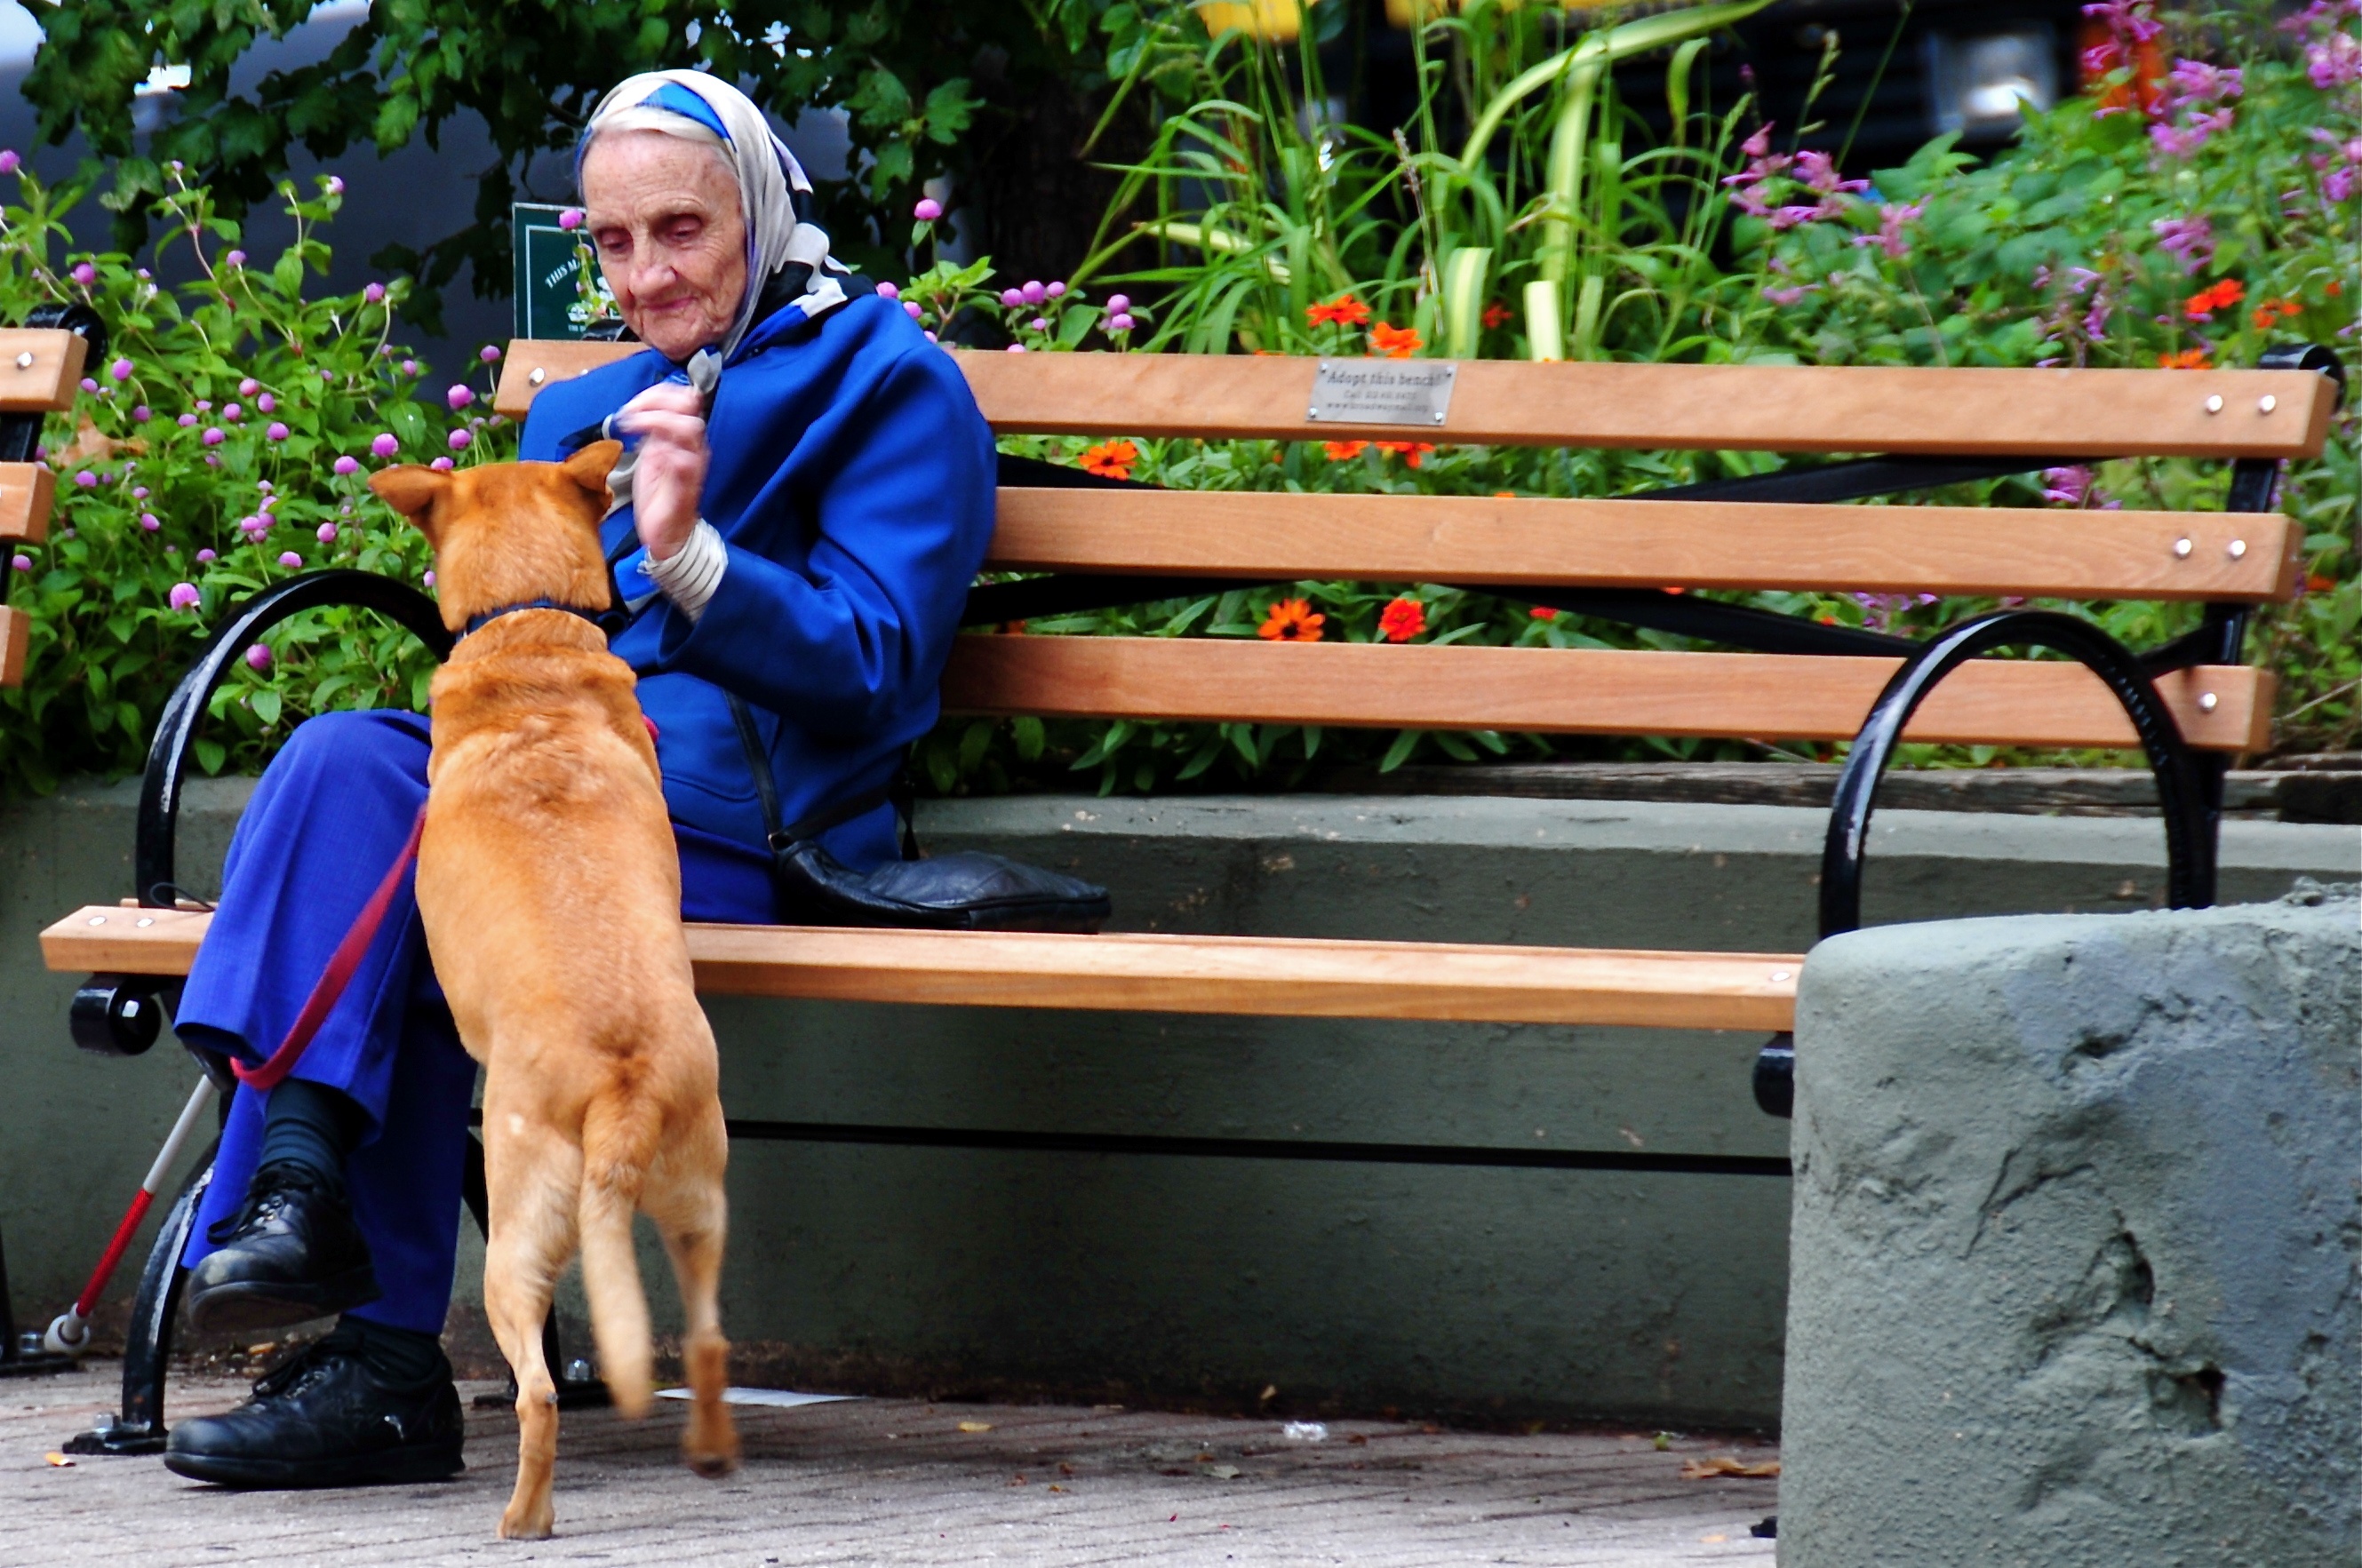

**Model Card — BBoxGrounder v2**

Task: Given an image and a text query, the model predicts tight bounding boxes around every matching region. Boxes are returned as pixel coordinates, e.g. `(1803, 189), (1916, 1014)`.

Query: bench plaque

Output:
(1305, 360), (1456, 427)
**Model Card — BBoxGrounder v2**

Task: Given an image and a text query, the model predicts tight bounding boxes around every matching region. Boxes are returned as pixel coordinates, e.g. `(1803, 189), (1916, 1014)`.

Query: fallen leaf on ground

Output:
(1682, 1456), (1781, 1479)
(44, 1453), (74, 1468)
(957, 1421), (993, 1433)
(1203, 1463), (1241, 1480)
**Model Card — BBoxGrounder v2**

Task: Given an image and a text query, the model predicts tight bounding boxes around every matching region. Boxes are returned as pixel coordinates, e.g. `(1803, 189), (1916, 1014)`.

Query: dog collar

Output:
(458, 598), (616, 641)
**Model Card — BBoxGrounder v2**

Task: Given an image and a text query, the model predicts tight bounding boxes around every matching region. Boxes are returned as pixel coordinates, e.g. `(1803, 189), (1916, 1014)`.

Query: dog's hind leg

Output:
(483, 1121), (580, 1540)
(649, 1104), (737, 1478)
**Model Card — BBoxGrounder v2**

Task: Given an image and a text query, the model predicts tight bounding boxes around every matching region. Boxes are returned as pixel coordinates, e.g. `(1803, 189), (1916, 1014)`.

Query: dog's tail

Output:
(576, 1089), (660, 1418)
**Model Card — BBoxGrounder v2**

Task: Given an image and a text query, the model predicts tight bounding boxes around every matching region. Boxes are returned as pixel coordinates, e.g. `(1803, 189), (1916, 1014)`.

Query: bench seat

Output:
(43, 905), (1801, 1031)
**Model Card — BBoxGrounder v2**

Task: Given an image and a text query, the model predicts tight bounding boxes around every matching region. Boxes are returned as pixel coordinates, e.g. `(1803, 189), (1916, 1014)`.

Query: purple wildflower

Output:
(371, 433), (399, 458)
(238, 378), (259, 396)
(245, 644), (273, 671)
(1106, 294), (1131, 314)
(326, 175), (345, 196)
(10, 553), (29, 572)
(317, 523), (338, 544)
(277, 552), (302, 569)
(109, 357), (132, 381)
(132, 405), (150, 422)
(876, 282), (900, 300)
(429, 457), (455, 472)
(446, 385), (474, 410)
(196, 549), (216, 562)
(2310, 29), (2362, 89)
(225, 250), (245, 267)
(0, 151), (18, 176)
(169, 582), (201, 609)
(69, 262), (95, 286)
(1047, 281), (1067, 298)
(266, 422), (290, 442)
(559, 208), (584, 231)
(333, 455), (360, 475)
(72, 470), (95, 488)
(903, 300), (922, 319)
(480, 344), (502, 362)
(999, 288), (1025, 308)
(363, 282), (386, 304)
(2151, 214), (2215, 275)
(448, 429), (472, 451)
(1107, 314), (1136, 333)
(914, 197), (943, 221)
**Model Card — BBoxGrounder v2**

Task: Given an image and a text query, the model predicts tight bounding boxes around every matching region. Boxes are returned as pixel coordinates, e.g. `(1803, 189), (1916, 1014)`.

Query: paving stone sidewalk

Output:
(5, 1364), (1779, 1566)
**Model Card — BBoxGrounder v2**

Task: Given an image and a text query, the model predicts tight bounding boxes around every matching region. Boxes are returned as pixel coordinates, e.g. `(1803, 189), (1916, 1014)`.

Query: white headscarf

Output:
(578, 69), (847, 362)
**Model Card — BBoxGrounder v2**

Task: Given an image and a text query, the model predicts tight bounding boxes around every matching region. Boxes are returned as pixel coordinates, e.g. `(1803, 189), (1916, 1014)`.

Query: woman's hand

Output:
(615, 381), (708, 561)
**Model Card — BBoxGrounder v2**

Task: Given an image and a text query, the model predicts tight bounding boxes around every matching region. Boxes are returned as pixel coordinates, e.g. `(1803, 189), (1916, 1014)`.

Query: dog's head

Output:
(369, 442), (624, 633)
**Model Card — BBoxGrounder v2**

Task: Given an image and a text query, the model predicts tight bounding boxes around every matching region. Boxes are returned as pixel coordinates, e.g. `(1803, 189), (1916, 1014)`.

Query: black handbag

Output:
(728, 696), (1112, 933)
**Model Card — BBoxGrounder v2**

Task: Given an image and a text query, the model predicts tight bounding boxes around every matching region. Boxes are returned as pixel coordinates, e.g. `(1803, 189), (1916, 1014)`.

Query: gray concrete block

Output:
(1781, 884), (2361, 1566)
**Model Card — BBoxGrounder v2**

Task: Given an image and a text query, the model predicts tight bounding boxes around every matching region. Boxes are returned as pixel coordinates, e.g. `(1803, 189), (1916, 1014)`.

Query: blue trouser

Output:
(179, 709), (777, 1334)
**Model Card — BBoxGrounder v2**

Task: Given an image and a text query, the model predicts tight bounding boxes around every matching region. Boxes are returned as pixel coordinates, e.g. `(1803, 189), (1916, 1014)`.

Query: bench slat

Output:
(990, 489), (2301, 602)
(0, 605), (24, 687)
(954, 353), (2333, 458)
(41, 905), (1801, 1031)
(0, 330), (91, 415)
(0, 463), (55, 545)
(490, 340), (2334, 462)
(941, 636), (2271, 752)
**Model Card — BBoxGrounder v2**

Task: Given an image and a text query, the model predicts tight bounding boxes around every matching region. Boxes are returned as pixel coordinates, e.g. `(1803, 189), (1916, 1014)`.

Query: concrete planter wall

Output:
(4, 777), (2354, 1429)
(1782, 887), (2360, 1565)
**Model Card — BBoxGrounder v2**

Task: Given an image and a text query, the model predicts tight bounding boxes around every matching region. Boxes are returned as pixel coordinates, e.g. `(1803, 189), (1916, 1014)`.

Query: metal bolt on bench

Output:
(29, 336), (2343, 1448)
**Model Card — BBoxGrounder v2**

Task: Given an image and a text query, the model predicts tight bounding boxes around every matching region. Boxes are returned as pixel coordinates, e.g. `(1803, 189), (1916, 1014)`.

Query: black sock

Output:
(256, 1078), (368, 1190)
(326, 1317), (449, 1388)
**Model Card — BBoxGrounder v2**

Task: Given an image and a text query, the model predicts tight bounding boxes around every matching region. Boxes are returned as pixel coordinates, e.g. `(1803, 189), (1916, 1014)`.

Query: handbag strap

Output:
(727, 692), (917, 857)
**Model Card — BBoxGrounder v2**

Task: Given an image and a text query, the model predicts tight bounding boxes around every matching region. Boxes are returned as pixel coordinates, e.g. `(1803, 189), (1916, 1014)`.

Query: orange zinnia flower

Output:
(1529, 606), (1558, 621)
(1258, 598), (1325, 641)
(1481, 300), (1512, 330)
(2157, 347), (2212, 370)
(1369, 322), (1422, 358)
(1377, 595), (1425, 642)
(1323, 440), (1369, 460)
(2182, 277), (2246, 321)
(1080, 439), (1138, 480)
(2250, 298), (2303, 329)
(1307, 294), (1371, 327)
(1374, 440), (1436, 468)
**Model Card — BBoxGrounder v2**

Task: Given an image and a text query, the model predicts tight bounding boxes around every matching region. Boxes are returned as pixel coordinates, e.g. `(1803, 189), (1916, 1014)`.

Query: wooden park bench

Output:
(33, 333), (2342, 1445)
(0, 314), (91, 690)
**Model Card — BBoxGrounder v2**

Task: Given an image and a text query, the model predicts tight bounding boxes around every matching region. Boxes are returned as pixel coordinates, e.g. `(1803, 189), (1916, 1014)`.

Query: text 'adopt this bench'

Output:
(35, 336), (2342, 1445)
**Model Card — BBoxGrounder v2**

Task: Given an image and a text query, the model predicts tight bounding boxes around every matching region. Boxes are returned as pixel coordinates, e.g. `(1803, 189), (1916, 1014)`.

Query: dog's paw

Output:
(497, 1501), (556, 1540)
(685, 1429), (740, 1480)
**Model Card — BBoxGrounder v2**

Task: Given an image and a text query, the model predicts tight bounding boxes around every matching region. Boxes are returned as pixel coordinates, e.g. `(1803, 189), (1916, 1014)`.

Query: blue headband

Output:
(636, 82), (733, 143)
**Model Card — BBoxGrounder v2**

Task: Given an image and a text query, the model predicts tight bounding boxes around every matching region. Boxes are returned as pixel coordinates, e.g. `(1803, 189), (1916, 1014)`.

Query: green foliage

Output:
(21, 0), (1114, 323)
(902, 0), (2358, 795)
(0, 168), (513, 800)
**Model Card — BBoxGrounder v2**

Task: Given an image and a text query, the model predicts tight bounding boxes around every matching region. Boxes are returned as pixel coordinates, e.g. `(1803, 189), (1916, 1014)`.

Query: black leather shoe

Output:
(184, 1162), (381, 1334)
(164, 1331), (464, 1488)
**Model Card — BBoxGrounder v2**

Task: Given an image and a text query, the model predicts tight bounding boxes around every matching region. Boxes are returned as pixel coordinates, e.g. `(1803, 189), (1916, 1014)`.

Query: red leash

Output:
(232, 805), (428, 1092)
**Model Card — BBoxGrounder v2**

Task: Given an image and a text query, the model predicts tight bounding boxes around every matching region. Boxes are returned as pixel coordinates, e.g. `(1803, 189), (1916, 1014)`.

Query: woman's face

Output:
(579, 131), (748, 362)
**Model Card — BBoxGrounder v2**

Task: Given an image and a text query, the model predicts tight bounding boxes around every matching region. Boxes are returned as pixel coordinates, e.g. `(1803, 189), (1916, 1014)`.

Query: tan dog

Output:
(371, 444), (737, 1539)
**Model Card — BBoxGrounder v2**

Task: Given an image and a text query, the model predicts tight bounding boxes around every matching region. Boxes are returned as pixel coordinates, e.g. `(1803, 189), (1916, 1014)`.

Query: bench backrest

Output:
(0, 328), (94, 686)
(496, 341), (2337, 756)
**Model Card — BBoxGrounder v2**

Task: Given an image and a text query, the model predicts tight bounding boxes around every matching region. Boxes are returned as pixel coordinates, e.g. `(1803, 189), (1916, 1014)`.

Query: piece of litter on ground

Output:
(1701, 1533), (1728, 1544)
(1680, 1455), (1781, 1479)
(44, 1452), (74, 1467)
(1203, 1463), (1241, 1480)
(957, 1421), (993, 1433)
(652, 1388), (858, 1409)
(1281, 1421), (1329, 1442)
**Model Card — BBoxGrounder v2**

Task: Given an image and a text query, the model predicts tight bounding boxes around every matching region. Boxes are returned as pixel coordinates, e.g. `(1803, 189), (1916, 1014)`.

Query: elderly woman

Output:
(160, 73), (995, 1488)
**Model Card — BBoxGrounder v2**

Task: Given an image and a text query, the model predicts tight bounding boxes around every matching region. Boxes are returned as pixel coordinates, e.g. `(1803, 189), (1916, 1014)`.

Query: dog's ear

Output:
(369, 466), (451, 544)
(562, 439), (624, 502)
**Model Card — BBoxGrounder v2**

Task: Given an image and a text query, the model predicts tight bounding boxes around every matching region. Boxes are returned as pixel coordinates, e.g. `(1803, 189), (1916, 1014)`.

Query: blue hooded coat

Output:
(521, 291), (998, 866)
